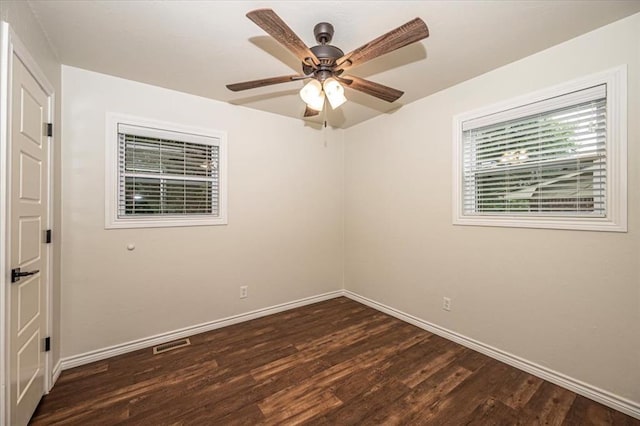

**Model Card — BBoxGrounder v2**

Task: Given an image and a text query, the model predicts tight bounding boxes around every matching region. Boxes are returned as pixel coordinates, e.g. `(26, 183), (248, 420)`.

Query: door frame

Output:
(0, 21), (55, 425)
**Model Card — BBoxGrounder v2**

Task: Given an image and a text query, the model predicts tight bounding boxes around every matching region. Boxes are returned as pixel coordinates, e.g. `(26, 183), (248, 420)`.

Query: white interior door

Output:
(9, 52), (49, 426)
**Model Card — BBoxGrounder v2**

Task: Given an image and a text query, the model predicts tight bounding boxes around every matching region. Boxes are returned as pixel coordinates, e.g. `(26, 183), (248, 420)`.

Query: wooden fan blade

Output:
(247, 9), (319, 66)
(226, 75), (302, 91)
(304, 106), (320, 117)
(340, 75), (404, 102)
(336, 18), (429, 71)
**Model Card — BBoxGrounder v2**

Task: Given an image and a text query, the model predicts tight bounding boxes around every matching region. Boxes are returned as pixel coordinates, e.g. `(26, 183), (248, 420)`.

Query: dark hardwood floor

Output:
(30, 297), (638, 425)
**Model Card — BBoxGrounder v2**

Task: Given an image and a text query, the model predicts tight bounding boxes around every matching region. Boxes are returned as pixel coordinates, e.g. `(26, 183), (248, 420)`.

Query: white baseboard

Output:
(60, 290), (343, 371)
(343, 290), (640, 420)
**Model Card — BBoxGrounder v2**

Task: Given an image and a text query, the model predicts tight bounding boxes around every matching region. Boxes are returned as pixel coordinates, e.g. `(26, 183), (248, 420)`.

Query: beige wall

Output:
(60, 66), (344, 358)
(1, 0), (62, 378)
(344, 13), (640, 404)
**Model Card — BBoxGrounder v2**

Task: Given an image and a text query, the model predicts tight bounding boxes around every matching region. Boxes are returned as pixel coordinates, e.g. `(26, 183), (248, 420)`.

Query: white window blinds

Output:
(117, 124), (220, 217)
(462, 85), (606, 216)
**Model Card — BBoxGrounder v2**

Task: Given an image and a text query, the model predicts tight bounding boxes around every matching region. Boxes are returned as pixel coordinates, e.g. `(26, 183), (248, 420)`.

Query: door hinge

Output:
(45, 337), (51, 352)
(46, 123), (53, 137)
(45, 229), (52, 244)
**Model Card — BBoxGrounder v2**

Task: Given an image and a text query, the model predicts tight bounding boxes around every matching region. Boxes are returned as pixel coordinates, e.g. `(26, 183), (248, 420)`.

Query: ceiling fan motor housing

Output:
(303, 23), (345, 78)
(301, 22), (345, 77)
(303, 45), (345, 78)
(310, 44), (344, 63)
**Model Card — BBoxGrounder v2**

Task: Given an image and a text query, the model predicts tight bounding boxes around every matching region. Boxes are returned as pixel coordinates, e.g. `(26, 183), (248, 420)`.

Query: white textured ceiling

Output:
(28, 0), (640, 128)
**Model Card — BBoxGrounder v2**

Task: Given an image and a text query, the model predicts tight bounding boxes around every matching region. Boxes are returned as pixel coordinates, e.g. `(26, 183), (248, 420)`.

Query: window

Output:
(106, 114), (227, 228)
(453, 67), (626, 232)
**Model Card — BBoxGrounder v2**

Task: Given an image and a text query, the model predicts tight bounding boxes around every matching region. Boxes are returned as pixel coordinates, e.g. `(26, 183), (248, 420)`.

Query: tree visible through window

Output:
(453, 68), (626, 231)
(463, 89), (606, 217)
(105, 114), (227, 229)
(121, 134), (218, 216)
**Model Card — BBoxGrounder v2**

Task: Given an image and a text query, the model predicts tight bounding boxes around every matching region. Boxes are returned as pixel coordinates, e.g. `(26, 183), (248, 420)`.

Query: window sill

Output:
(105, 215), (227, 229)
(453, 215), (626, 232)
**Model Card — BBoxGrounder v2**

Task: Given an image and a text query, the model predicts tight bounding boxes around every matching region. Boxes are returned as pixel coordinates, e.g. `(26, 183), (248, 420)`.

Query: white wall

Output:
(61, 66), (344, 358)
(1, 0), (62, 383)
(344, 13), (640, 405)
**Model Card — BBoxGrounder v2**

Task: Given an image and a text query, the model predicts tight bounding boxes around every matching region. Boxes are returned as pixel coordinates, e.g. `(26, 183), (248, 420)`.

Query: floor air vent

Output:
(153, 338), (191, 354)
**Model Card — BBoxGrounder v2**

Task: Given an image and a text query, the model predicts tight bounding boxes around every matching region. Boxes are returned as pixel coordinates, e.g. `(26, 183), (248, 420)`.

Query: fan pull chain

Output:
(323, 101), (328, 144)
(323, 97), (328, 128)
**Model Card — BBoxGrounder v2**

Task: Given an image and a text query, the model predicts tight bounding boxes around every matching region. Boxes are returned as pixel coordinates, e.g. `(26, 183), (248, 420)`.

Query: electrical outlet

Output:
(443, 297), (452, 311)
(240, 286), (248, 299)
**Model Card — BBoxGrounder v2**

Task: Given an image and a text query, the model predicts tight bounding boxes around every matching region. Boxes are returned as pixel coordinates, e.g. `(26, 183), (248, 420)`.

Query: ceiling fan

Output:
(226, 9), (429, 118)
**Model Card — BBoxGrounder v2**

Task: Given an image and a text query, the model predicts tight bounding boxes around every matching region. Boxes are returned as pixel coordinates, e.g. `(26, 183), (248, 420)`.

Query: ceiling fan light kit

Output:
(323, 78), (347, 109)
(226, 9), (429, 120)
(300, 79), (325, 111)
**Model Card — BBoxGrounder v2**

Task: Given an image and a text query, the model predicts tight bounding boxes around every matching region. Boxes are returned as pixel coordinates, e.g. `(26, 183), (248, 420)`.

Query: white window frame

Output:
(105, 113), (228, 229)
(452, 66), (627, 232)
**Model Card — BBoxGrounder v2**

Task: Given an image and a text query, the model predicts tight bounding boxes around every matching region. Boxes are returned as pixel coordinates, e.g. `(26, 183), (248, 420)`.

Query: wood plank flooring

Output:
(30, 297), (639, 425)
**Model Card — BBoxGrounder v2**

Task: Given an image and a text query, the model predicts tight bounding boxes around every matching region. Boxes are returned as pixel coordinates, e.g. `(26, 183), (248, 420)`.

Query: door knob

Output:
(11, 267), (39, 283)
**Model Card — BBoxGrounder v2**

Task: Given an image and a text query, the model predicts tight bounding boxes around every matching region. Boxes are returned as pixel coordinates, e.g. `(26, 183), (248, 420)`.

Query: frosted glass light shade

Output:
(300, 80), (325, 111)
(323, 78), (347, 109)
